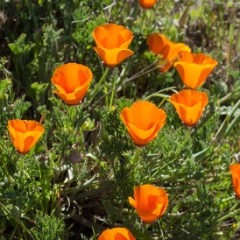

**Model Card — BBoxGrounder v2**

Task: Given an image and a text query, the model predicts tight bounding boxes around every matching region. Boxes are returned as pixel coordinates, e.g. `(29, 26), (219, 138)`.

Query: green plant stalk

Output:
(151, 156), (177, 177)
(11, 57), (21, 94)
(59, 175), (97, 194)
(116, 61), (130, 85)
(225, 113), (240, 137)
(228, 17), (235, 74)
(129, 0), (139, 21)
(0, 97), (4, 111)
(38, 163), (48, 213)
(104, 85), (108, 107)
(58, 131), (68, 168)
(0, 201), (34, 239)
(215, 98), (240, 141)
(192, 146), (210, 161)
(18, 155), (25, 185)
(224, 98), (239, 119)
(90, 68), (110, 101)
(36, 148), (54, 214)
(218, 92), (232, 105)
(176, 127), (191, 155)
(3, 161), (11, 184)
(133, 147), (141, 166)
(46, 0), (54, 23)
(139, 10), (146, 33)
(145, 87), (177, 101)
(79, 126), (85, 149)
(27, 0), (38, 30)
(221, 196), (235, 202)
(216, 202), (240, 223)
(158, 218), (166, 240)
(89, 56), (181, 111)
(145, 93), (170, 101)
(109, 72), (117, 109)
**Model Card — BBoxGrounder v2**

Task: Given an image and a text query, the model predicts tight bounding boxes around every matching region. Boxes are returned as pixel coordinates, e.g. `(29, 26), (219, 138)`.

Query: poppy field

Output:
(0, 0), (240, 239)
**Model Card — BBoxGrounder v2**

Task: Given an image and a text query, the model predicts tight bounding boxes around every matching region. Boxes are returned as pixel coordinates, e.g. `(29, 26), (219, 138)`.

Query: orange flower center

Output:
(115, 233), (128, 240)
(57, 69), (89, 94)
(147, 194), (159, 211)
(100, 33), (126, 49)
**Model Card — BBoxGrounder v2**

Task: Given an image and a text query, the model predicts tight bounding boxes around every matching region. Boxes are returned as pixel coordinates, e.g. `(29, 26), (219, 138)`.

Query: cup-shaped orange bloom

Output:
(147, 33), (168, 55)
(98, 227), (136, 240)
(128, 184), (168, 224)
(174, 51), (218, 89)
(92, 23), (134, 67)
(159, 42), (191, 72)
(147, 33), (191, 72)
(8, 120), (44, 154)
(51, 63), (92, 105)
(120, 101), (166, 147)
(139, 0), (157, 9)
(230, 164), (240, 199)
(169, 90), (208, 127)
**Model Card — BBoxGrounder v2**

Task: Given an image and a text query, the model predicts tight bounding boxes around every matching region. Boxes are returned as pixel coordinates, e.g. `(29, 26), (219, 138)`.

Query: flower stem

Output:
(215, 98), (240, 141)
(133, 147), (141, 165)
(216, 202), (240, 223)
(176, 127), (191, 155)
(221, 195), (235, 202)
(91, 68), (110, 100)
(88, 56), (181, 111)
(109, 71), (117, 109)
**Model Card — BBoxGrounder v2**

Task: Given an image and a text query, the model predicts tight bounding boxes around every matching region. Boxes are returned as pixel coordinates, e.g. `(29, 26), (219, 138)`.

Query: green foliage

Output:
(0, 0), (239, 239)
(30, 212), (65, 240)
(27, 82), (49, 106)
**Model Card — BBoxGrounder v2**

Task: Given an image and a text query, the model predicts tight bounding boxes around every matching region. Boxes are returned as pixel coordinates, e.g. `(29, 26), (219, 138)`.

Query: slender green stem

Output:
(176, 127), (191, 155)
(218, 92), (232, 105)
(221, 195), (235, 202)
(215, 98), (240, 141)
(0, 201), (34, 239)
(129, 0), (139, 22)
(216, 202), (240, 223)
(228, 98), (240, 119)
(38, 163), (46, 213)
(133, 147), (141, 165)
(143, 87), (177, 107)
(3, 160), (11, 184)
(226, 113), (240, 137)
(109, 72), (117, 109)
(104, 85), (108, 106)
(90, 68), (110, 101)
(145, 86), (178, 98)
(88, 56), (182, 111)
(27, 0), (38, 30)
(158, 218), (166, 240)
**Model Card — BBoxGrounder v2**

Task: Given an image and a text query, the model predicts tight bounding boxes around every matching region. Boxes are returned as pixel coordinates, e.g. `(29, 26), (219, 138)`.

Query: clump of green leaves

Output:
(30, 212), (65, 240)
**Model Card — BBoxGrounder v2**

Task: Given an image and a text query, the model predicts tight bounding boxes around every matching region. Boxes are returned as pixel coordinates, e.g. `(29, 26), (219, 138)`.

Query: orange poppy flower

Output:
(128, 184), (168, 224)
(230, 164), (240, 199)
(120, 101), (166, 147)
(98, 227), (136, 240)
(147, 33), (168, 55)
(174, 51), (218, 89)
(169, 89), (208, 127)
(92, 23), (134, 67)
(147, 33), (191, 72)
(139, 0), (157, 9)
(51, 63), (92, 105)
(8, 120), (44, 154)
(159, 42), (191, 72)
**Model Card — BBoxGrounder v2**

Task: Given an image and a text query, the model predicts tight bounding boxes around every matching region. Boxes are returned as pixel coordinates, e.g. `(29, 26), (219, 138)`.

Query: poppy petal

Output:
(94, 47), (134, 67)
(147, 33), (168, 55)
(7, 120), (44, 154)
(169, 90), (208, 126)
